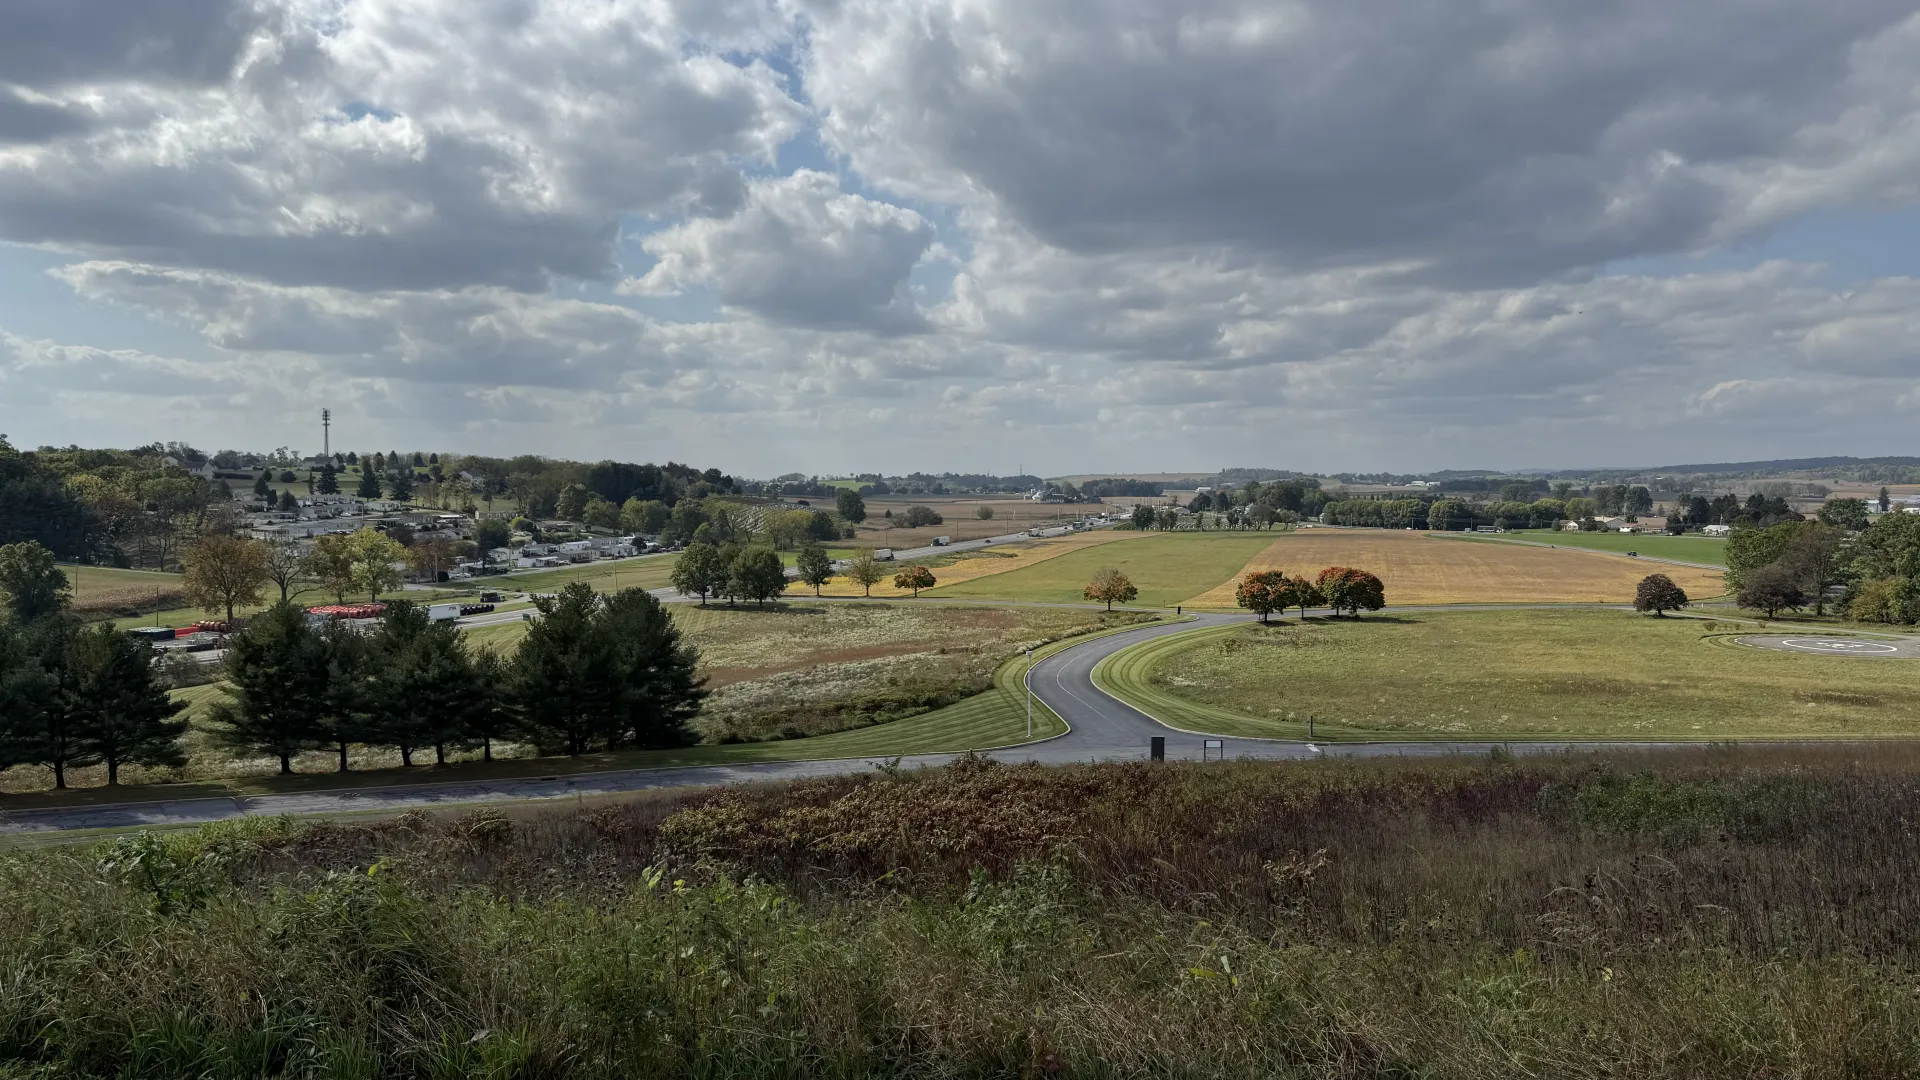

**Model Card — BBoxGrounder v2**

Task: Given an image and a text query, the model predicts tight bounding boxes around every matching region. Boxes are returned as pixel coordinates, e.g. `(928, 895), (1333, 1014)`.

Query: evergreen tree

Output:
(356, 468), (384, 499)
(509, 583), (617, 755)
(387, 470), (415, 502)
(316, 617), (376, 771)
(317, 463), (340, 495)
(0, 619), (60, 780)
(509, 583), (702, 753)
(210, 603), (331, 774)
(252, 473), (272, 499)
(366, 601), (485, 766)
(468, 650), (514, 762)
(58, 624), (187, 785)
(598, 586), (703, 749)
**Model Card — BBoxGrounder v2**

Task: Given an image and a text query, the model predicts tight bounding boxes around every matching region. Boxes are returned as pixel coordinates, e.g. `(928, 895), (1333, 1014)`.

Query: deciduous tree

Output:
(1739, 562), (1807, 618)
(1234, 570), (1289, 622)
(304, 534), (357, 602)
(620, 497), (671, 536)
(1633, 574), (1689, 617)
(1818, 498), (1871, 531)
(0, 541), (70, 621)
(901, 505), (943, 528)
(836, 488), (867, 524)
(1316, 567), (1385, 617)
(670, 541), (729, 604)
(1277, 575), (1323, 618)
(1085, 567), (1139, 611)
(330, 527), (405, 601)
(975, 505), (995, 520)
(795, 543), (834, 595)
(181, 533), (269, 623)
(893, 564), (937, 597)
(844, 551), (885, 596)
(729, 547), (789, 606)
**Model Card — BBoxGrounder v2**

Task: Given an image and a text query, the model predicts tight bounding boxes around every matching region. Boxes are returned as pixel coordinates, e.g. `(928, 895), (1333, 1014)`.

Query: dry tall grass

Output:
(7, 746), (1920, 1077)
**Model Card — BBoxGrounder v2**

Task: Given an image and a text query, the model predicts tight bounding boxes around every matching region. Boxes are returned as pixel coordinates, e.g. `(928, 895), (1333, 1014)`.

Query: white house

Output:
(1702, 524), (1732, 536)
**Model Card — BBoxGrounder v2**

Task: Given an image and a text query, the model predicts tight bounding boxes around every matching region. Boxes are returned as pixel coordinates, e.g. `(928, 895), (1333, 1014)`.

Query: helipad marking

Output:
(1777, 638), (1900, 654)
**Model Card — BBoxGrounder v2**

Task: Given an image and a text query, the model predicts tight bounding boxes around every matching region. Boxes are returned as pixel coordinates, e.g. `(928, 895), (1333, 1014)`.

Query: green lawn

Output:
(779, 546), (858, 568)
(1478, 529), (1729, 565)
(60, 564), (184, 595)
(927, 533), (1275, 606)
(1098, 609), (1920, 740)
(503, 554), (680, 593)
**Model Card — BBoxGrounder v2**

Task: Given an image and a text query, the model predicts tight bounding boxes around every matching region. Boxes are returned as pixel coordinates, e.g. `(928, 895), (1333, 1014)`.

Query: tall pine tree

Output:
(211, 603), (332, 774)
(509, 583), (702, 754)
(367, 601), (487, 766)
(58, 624), (187, 785)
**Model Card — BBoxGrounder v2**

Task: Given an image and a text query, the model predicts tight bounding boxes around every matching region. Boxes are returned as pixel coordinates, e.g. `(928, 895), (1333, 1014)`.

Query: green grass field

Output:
(1098, 609), (1920, 740)
(1474, 529), (1729, 565)
(60, 564), (184, 595)
(927, 533), (1275, 606)
(502, 554), (680, 593)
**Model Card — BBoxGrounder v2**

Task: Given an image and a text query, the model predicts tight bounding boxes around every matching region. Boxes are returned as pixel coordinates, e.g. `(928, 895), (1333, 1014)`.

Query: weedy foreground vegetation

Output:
(6, 747), (1920, 1078)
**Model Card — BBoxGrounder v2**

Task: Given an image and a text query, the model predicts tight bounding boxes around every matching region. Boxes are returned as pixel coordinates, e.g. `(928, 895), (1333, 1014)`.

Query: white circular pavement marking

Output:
(1775, 638), (1901, 654)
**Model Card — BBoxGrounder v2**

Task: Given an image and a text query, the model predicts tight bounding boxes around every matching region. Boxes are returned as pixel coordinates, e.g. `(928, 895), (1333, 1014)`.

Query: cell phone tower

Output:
(322, 409), (331, 458)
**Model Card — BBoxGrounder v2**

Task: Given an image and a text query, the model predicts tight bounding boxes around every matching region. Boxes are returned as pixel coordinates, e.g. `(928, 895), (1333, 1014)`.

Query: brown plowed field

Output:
(1182, 530), (1726, 607)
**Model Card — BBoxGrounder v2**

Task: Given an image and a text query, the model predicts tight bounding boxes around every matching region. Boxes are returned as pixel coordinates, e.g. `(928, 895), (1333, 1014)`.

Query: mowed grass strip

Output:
(1477, 528), (1730, 565)
(928, 533), (1274, 606)
(1182, 528), (1725, 608)
(802, 529), (1145, 598)
(1108, 609), (1920, 741)
(505, 553), (681, 594)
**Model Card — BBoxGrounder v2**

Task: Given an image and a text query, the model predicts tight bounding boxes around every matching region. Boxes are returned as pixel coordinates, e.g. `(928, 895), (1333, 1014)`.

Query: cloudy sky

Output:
(2, 0), (1919, 477)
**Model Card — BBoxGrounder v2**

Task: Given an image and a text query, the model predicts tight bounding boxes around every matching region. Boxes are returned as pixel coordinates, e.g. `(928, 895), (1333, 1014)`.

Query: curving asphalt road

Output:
(11, 606), (1911, 835)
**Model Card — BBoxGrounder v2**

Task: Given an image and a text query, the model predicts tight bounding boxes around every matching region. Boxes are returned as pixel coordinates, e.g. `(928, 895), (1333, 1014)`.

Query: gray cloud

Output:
(624, 171), (937, 332)
(0, 0), (805, 291)
(804, 0), (1920, 280)
(5, 0), (1920, 474)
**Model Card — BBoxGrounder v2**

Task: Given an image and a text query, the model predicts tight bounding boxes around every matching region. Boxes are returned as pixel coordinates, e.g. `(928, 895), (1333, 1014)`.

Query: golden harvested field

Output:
(1181, 529), (1726, 607)
(796, 529), (1146, 598)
